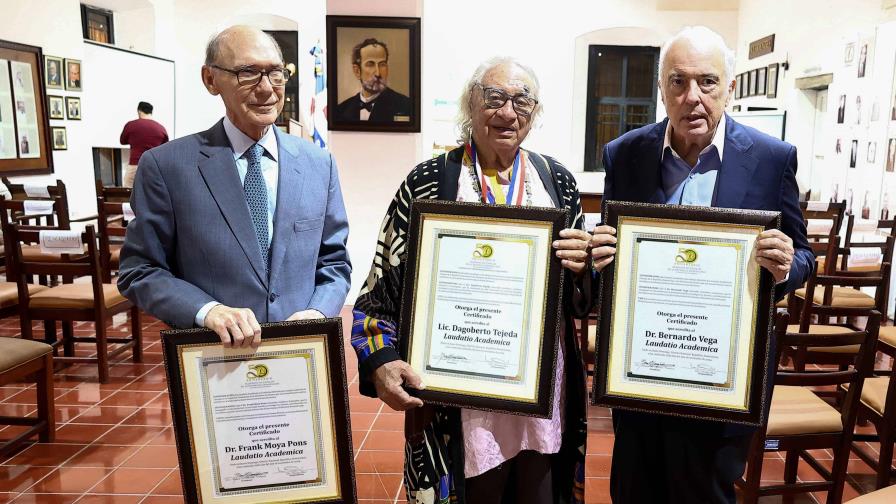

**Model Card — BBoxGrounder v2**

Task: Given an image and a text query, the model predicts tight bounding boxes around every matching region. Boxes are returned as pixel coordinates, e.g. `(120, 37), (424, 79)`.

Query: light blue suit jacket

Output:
(118, 120), (351, 329)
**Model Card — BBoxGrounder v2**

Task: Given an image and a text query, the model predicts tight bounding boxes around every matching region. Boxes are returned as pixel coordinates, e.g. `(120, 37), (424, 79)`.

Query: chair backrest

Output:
(1, 178), (70, 229)
(6, 224), (105, 310)
(0, 195), (71, 279)
(797, 257), (892, 329)
(95, 185), (132, 282)
(840, 226), (896, 271)
(877, 219), (896, 237)
(775, 311), (880, 428)
(95, 180), (132, 203)
(801, 200), (846, 242)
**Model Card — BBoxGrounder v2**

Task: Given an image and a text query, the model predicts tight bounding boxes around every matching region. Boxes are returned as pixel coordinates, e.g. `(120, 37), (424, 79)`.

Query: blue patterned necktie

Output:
(244, 143), (269, 272)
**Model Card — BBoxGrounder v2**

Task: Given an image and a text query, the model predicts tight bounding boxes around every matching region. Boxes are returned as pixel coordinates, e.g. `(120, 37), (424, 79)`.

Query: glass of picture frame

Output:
(757, 67), (767, 96)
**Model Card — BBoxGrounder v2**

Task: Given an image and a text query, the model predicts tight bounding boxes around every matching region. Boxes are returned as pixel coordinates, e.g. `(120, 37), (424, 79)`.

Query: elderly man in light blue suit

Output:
(119, 25), (351, 347)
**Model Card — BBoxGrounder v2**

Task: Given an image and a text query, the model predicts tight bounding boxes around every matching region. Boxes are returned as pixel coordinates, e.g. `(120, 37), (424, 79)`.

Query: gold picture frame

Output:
(163, 320), (357, 503)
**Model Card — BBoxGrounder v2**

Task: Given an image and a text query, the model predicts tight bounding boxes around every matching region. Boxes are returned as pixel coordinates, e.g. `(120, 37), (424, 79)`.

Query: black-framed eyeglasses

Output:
(475, 83), (538, 117)
(211, 65), (291, 87)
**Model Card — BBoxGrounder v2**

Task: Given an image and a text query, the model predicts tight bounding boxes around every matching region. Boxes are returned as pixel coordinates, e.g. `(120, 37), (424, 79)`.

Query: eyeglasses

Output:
(475, 84), (538, 117)
(211, 65), (291, 87)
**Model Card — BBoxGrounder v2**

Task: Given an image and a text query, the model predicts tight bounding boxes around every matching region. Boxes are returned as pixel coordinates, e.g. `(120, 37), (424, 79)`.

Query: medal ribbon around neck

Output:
(467, 142), (526, 206)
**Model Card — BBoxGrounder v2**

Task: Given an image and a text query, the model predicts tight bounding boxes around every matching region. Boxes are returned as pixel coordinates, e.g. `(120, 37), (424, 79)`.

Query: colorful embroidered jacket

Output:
(351, 146), (588, 504)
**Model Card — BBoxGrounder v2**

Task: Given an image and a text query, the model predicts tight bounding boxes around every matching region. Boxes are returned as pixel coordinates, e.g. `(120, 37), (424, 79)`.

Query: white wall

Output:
(326, 0), (423, 302)
(169, 1), (326, 139)
(420, 0), (738, 194)
(0, 0), (94, 217)
(734, 0), (896, 210)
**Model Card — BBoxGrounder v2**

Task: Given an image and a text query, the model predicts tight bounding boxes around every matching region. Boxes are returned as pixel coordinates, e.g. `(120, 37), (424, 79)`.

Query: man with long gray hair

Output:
(590, 26), (812, 502)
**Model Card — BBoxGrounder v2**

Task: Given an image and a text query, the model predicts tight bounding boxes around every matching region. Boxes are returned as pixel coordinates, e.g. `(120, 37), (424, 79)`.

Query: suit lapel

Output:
(713, 115), (758, 209)
(269, 130), (307, 279)
(637, 120), (667, 204)
(197, 122), (268, 287)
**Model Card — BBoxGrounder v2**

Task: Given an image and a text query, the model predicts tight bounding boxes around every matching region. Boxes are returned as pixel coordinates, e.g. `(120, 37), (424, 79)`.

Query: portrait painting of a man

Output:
(327, 16), (420, 132)
(334, 38), (411, 123)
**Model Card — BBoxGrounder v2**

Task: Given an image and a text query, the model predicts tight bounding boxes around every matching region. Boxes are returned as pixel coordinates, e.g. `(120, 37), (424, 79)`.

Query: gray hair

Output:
(455, 57), (543, 145)
(205, 26), (283, 66)
(658, 26), (735, 88)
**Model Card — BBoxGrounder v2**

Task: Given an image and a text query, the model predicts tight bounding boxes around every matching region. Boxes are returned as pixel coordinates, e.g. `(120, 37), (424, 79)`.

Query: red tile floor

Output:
(0, 308), (892, 503)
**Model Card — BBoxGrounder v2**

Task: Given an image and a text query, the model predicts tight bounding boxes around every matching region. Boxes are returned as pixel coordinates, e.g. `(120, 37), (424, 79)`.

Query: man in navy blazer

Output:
(590, 27), (813, 503)
(119, 25), (351, 347)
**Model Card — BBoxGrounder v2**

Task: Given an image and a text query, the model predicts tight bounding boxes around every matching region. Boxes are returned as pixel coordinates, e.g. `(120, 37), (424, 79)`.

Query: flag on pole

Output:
(309, 42), (328, 149)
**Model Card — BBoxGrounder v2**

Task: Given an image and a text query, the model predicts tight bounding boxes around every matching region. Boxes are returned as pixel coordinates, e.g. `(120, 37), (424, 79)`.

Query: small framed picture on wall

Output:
(766, 63), (778, 98)
(757, 67), (767, 96)
(47, 95), (64, 120)
(326, 15), (421, 132)
(51, 126), (66, 150)
(44, 55), (63, 90)
(886, 138), (895, 173)
(735, 74), (742, 99)
(64, 58), (81, 91)
(65, 97), (81, 120)
(750, 69), (759, 96)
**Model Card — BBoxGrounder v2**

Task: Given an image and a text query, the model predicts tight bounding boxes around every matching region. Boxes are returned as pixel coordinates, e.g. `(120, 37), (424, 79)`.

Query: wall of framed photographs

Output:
(0, 0), (178, 219)
(0, 0), (92, 216)
(735, 0), (896, 213)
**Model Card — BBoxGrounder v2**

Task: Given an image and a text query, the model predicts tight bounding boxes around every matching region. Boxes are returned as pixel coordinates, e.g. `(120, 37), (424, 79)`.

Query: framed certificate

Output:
(592, 202), (779, 426)
(162, 319), (357, 504)
(400, 200), (567, 417)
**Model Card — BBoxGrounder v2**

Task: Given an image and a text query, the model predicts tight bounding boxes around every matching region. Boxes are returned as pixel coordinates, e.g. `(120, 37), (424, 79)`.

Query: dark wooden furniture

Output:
(0, 337), (54, 458)
(737, 312), (880, 504)
(7, 224), (142, 382)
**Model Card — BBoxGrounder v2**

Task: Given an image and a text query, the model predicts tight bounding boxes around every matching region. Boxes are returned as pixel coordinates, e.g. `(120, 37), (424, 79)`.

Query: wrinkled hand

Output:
(553, 228), (593, 276)
(590, 225), (617, 272)
(287, 309), (325, 321)
(373, 360), (425, 411)
(755, 229), (794, 283)
(203, 305), (261, 349)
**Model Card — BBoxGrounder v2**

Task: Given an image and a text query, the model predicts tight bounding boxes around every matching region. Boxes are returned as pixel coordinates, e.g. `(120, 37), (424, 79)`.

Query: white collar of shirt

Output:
(662, 113), (726, 162)
(359, 91), (381, 103)
(222, 116), (279, 162)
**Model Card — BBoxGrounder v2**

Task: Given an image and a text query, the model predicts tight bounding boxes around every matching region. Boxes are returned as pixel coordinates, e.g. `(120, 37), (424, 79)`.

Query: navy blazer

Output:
(118, 120), (352, 329)
(602, 114), (813, 299)
(601, 114), (813, 435)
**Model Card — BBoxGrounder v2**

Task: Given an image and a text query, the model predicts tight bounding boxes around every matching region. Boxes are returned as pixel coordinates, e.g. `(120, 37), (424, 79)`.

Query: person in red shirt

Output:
(120, 101), (169, 187)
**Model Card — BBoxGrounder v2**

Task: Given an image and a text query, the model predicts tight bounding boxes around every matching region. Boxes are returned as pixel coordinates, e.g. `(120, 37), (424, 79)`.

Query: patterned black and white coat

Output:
(350, 146), (589, 504)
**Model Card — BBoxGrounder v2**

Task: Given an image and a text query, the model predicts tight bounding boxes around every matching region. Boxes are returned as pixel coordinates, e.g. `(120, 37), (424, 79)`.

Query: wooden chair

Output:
(95, 182), (132, 283)
(848, 330), (896, 489)
(0, 337), (54, 458)
(779, 235), (841, 312)
(782, 253), (890, 371)
(1, 178), (70, 229)
(801, 200), (846, 244)
(7, 224), (142, 383)
(838, 215), (896, 319)
(738, 311), (881, 504)
(787, 236), (892, 330)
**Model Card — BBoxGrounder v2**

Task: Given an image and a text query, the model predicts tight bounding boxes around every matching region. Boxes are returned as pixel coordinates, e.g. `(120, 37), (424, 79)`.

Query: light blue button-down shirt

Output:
(662, 114), (726, 206)
(195, 118), (281, 327)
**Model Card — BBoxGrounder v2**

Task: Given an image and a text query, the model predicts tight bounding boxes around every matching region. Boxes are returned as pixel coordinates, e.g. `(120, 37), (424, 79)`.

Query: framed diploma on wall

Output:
(400, 200), (567, 417)
(592, 202), (779, 426)
(163, 320), (357, 504)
